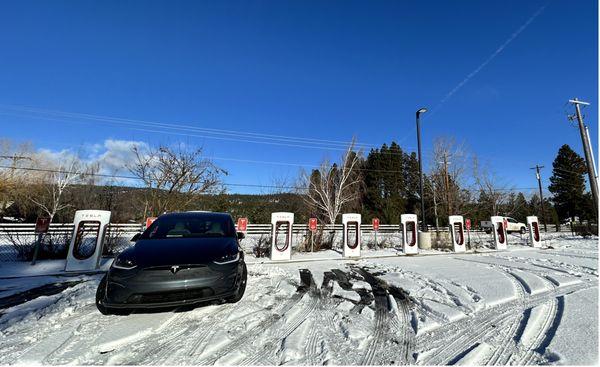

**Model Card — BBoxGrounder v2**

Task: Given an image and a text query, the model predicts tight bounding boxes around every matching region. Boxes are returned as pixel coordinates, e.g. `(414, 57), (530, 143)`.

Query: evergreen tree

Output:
(361, 141), (419, 223)
(362, 147), (385, 221)
(528, 194), (558, 228)
(548, 145), (587, 220)
(507, 192), (529, 222)
(476, 190), (493, 222)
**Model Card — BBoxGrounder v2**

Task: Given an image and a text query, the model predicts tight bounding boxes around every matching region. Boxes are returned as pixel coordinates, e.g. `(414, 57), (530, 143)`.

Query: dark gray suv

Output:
(96, 212), (247, 315)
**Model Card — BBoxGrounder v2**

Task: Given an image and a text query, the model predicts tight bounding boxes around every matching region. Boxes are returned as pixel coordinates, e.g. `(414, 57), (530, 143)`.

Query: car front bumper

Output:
(100, 261), (244, 309)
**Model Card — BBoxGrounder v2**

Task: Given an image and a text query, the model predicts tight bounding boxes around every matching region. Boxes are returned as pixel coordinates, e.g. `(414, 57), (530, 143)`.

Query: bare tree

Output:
(266, 173), (296, 195)
(128, 144), (226, 216)
(430, 137), (470, 216)
(301, 141), (362, 224)
(28, 153), (82, 221)
(473, 157), (513, 216)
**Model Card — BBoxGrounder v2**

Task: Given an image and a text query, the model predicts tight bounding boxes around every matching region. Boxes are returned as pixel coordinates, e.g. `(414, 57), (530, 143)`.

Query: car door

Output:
(507, 218), (518, 231)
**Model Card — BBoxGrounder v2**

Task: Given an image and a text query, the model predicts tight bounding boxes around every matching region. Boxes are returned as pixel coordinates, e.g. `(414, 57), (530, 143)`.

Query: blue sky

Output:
(0, 0), (597, 195)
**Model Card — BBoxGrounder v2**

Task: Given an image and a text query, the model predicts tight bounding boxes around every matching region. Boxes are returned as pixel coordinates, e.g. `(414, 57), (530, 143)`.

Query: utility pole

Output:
(585, 125), (598, 183)
(442, 152), (451, 215)
(568, 98), (599, 212)
(530, 165), (548, 232)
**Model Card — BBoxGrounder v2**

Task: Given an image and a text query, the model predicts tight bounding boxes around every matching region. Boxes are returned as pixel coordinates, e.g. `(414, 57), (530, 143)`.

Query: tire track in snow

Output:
(353, 267), (415, 366)
(422, 309), (512, 365)
(415, 253), (589, 361)
(443, 258), (570, 366)
(183, 307), (269, 361)
(354, 268), (389, 366)
(302, 270), (343, 366)
(57, 268), (298, 365)
(417, 281), (589, 365)
(491, 254), (598, 277)
(130, 305), (233, 365)
(480, 265), (558, 365)
(413, 264), (521, 362)
(0, 280), (86, 310)
(533, 296), (565, 361)
(479, 267), (529, 365)
(195, 269), (316, 365)
(135, 273), (286, 365)
(301, 311), (326, 365)
(35, 289), (126, 364)
(0, 279), (129, 365)
(101, 268), (303, 365)
(239, 292), (320, 365)
(387, 287), (416, 365)
(513, 296), (564, 365)
(483, 263), (559, 366)
(237, 269), (320, 365)
(485, 311), (526, 366)
(455, 257), (590, 283)
(544, 251), (598, 260)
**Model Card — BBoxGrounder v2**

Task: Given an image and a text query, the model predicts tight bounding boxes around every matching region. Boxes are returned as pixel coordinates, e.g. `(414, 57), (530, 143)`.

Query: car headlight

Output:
(112, 256), (137, 269)
(213, 252), (240, 265)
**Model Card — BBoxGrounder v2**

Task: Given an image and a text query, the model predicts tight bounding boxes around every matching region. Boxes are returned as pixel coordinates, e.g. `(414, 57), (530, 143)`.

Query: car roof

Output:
(157, 212), (233, 220)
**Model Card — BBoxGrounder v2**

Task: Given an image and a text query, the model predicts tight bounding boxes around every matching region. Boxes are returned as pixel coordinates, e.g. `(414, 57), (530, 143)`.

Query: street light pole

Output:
(568, 98), (599, 212)
(416, 108), (427, 231)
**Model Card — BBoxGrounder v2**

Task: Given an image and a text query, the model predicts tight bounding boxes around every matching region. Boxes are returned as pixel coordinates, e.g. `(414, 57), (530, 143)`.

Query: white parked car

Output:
(481, 217), (527, 234)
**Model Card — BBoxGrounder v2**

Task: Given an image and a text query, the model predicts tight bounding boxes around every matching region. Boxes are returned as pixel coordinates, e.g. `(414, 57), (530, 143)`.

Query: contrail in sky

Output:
(427, 3), (548, 117)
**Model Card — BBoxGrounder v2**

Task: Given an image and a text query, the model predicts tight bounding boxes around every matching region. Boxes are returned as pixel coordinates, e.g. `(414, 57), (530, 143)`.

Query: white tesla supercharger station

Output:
(449, 215), (466, 253)
(491, 215), (508, 250)
(65, 210), (111, 272)
(527, 216), (542, 248)
(270, 212), (294, 261)
(400, 214), (419, 255)
(342, 213), (361, 258)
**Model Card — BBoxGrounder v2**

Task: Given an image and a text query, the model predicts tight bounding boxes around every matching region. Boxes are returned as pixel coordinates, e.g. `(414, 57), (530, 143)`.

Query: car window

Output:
(141, 215), (235, 239)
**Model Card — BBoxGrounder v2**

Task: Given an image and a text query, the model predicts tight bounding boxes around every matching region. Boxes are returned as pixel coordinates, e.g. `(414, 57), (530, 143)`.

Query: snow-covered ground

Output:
(0, 233), (597, 365)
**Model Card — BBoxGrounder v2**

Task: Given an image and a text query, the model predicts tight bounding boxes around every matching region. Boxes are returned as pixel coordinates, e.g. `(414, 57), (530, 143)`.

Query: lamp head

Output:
(417, 108), (428, 114)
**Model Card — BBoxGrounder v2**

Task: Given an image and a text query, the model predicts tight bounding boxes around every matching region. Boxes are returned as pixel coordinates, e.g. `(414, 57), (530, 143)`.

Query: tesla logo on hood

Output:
(170, 265), (180, 274)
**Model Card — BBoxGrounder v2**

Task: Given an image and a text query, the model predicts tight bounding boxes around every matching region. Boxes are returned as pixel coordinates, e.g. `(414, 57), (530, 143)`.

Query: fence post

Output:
(30, 233), (43, 265)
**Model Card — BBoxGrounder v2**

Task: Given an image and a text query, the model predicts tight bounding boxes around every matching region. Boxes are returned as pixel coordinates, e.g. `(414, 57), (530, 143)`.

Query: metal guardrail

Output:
(0, 223), (143, 234)
(0, 223), (403, 236)
(0, 223), (143, 262)
(0, 222), (576, 262)
(0, 222), (575, 234)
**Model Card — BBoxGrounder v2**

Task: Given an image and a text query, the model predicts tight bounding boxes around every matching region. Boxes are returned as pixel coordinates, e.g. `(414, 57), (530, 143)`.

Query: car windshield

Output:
(141, 214), (236, 239)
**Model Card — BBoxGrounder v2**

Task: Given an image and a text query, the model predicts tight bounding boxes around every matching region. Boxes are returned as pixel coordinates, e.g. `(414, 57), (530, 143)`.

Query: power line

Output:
(0, 165), (308, 191)
(207, 156), (417, 174)
(0, 105), (411, 152)
(0, 164), (541, 193)
(0, 109), (419, 157)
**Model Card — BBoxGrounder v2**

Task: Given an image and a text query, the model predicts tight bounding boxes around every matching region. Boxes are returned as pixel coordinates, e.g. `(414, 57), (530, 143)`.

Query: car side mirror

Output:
(237, 232), (245, 240)
(131, 233), (141, 242)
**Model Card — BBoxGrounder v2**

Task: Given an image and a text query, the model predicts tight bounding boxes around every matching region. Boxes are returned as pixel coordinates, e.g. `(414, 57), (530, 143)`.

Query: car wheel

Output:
(227, 263), (247, 303)
(96, 274), (129, 315)
(520, 227), (526, 234)
(96, 275), (113, 315)
(485, 230), (491, 234)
